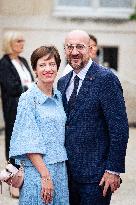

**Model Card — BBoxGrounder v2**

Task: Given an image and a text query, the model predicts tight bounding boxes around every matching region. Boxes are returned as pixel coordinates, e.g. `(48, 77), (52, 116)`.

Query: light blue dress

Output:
(9, 83), (69, 205)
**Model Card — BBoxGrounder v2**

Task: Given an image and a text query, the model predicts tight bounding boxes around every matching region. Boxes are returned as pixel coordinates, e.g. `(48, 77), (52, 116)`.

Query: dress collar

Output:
(32, 83), (59, 104)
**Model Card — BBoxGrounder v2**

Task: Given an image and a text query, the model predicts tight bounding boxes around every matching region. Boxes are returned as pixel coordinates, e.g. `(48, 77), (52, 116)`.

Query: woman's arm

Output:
(27, 153), (54, 204)
(27, 153), (49, 177)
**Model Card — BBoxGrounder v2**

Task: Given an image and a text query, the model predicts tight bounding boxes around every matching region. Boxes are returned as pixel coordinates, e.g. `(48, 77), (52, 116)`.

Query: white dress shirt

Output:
(66, 59), (92, 101)
(12, 59), (32, 88)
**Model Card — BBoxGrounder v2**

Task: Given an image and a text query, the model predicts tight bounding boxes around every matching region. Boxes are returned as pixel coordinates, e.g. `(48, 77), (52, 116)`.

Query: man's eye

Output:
(68, 46), (73, 50)
(77, 45), (84, 50)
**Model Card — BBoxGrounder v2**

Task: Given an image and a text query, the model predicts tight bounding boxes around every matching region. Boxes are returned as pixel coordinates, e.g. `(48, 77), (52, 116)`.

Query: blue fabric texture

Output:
(9, 83), (69, 204)
(19, 162), (69, 205)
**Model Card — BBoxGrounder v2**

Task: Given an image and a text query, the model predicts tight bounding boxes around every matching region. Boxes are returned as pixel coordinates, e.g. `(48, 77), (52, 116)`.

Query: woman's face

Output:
(11, 38), (25, 55)
(35, 55), (58, 85)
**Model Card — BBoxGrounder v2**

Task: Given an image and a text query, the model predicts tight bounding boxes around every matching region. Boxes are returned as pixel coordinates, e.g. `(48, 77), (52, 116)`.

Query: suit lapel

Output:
(67, 62), (99, 123)
(19, 57), (34, 81)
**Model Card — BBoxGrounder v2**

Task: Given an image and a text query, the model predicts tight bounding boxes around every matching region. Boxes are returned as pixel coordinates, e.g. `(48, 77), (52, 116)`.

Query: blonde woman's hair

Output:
(2, 31), (24, 54)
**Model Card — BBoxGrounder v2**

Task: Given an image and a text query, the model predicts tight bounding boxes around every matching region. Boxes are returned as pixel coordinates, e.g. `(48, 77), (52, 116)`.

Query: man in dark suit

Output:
(58, 30), (129, 205)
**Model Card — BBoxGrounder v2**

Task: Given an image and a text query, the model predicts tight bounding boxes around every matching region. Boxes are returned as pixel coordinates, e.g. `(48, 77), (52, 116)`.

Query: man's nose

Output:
(71, 46), (79, 55)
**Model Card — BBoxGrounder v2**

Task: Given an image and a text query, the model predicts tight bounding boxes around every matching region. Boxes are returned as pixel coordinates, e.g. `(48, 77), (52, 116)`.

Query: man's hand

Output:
(99, 172), (121, 197)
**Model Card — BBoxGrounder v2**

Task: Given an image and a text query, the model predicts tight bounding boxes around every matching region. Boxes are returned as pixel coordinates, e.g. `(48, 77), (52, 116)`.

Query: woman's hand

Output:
(41, 176), (54, 204)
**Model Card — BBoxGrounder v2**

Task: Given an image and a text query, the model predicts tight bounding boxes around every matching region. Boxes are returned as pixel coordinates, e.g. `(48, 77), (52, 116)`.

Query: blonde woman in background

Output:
(0, 31), (34, 197)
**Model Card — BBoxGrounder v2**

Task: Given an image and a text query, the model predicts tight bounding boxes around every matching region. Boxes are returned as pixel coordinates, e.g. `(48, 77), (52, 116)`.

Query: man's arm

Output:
(99, 71), (129, 195)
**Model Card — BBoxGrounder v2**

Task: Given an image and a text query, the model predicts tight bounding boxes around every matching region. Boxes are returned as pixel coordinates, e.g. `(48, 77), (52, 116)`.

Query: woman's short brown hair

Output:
(30, 45), (61, 71)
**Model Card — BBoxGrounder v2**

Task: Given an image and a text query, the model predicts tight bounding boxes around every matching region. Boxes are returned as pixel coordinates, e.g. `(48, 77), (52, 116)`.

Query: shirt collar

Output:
(72, 59), (92, 81)
(32, 83), (59, 104)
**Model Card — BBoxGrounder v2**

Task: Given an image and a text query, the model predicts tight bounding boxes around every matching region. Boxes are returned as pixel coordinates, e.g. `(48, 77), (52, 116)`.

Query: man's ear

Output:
(89, 46), (93, 55)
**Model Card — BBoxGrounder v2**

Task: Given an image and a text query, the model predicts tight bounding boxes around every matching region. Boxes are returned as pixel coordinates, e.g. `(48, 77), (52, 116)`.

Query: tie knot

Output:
(68, 75), (80, 113)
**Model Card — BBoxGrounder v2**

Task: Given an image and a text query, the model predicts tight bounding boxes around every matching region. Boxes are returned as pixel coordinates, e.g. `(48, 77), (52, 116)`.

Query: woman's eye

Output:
(39, 64), (45, 68)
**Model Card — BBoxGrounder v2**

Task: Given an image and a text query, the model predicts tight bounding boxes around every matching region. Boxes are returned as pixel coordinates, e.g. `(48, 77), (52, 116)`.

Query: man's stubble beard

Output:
(68, 59), (88, 73)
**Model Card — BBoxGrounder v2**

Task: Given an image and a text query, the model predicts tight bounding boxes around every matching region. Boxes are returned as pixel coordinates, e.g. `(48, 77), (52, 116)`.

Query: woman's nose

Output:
(44, 65), (51, 71)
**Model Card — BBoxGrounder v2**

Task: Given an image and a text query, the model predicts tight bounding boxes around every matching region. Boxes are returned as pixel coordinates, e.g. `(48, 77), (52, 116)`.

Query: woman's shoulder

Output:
(19, 83), (37, 105)
(54, 88), (63, 101)
(0, 55), (10, 66)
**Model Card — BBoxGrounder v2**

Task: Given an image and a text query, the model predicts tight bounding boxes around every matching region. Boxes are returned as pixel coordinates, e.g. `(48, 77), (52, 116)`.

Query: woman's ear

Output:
(34, 71), (38, 78)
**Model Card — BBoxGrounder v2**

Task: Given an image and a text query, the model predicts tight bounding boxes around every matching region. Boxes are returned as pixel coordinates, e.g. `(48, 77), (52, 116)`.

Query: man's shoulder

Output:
(57, 72), (72, 92)
(99, 67), (119, 84)
(58, 75), (66, 82)
(93, 62), (118, 80)
(57, 75), (66, 91)
(58, 71), (72, 84)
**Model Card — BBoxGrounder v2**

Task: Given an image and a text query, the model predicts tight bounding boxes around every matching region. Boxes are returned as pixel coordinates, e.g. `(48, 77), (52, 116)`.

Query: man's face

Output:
(64, 32), (90, 73)
(89, 39), (98, 60)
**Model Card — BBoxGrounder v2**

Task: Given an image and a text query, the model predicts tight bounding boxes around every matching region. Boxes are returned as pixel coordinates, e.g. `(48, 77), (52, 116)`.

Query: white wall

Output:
(0, 2), (136, 123)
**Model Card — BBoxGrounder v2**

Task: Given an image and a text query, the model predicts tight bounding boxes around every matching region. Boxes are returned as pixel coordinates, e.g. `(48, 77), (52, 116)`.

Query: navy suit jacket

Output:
(58, 61), (129, 183)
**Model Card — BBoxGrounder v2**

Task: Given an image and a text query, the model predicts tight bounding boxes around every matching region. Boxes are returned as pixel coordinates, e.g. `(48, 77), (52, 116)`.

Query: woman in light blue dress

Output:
(9, 45), (69, 205)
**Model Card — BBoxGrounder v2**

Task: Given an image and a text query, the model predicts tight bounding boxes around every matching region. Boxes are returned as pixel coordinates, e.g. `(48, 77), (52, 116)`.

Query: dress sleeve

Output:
(9, 93), (47, 161)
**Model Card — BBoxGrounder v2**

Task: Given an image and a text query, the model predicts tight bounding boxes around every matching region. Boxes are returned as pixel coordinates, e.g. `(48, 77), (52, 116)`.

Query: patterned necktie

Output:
(68, 75), (80, 114)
